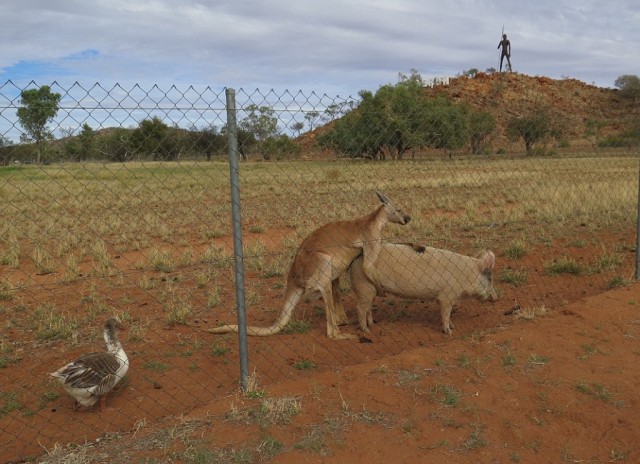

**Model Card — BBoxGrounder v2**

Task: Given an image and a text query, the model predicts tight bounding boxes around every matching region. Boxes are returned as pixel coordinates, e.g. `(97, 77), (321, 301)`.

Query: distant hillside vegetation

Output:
(425, 72), (634, 149)
(302, 72), (638, 158)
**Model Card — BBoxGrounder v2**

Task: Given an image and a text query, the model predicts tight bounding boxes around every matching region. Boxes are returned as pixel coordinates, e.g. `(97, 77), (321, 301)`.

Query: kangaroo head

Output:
(376, 190), (411, 225)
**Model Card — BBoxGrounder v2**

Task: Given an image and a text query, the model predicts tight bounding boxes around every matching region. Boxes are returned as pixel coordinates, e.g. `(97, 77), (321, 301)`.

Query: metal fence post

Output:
(225, 88), (250, 389)
(636, 145), (640, 280)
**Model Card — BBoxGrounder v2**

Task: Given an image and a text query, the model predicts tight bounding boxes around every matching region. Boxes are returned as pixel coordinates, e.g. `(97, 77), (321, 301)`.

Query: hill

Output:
(303, 72), (637, 157)
(422, 72), (635, 151)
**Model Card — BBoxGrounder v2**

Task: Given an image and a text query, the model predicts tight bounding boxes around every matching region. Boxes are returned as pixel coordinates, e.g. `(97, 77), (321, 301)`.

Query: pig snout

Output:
(480, 280), (498, 302)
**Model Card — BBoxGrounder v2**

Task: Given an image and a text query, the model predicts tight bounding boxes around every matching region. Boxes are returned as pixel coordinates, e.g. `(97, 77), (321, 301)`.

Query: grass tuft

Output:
(293, 359), (316, 370)
(498, 268), (527, 286)
(544, 257), (583, 276)
(503, 240), (527, 260)
(283, 319), (312, 334)
(34, 304), (79, 341)
(228, 396), (301, 427)
(430, 384), (463, 407)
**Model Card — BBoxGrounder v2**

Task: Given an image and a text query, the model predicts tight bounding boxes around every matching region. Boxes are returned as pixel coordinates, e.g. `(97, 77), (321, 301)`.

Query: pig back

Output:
(375, 244), (479, 298)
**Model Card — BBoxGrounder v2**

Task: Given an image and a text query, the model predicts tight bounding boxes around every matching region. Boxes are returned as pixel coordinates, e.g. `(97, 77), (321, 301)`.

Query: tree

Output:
(191, 124), (225, 161)
(304, 111), (320, 131)
(461, 68), (479, 78)
(130, 117), (177, 160)
(60, 127), (80, 161)
(468, 110), (496, 154)
(290, 121), (305, 137)
(322, 103), (346, 123)
(614, 74), (640, 103)
(78, 124), (97, 160)
(0, 134), (14, 166)
(506, 106), (552, 155)
(16, 86), (61, 163)
(239, 105), (279, 160)
(261, 135), (301, 160)
(0, 134), (12, 148)
(316, 72), (423, 159)
(98, 128), (132, 162)
(424, 98), (470, 157)
(316, 70), (473, 159)
(220, 125), (257, 161)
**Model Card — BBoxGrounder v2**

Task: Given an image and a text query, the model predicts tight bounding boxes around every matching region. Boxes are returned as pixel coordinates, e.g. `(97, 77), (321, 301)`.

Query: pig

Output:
(349, 242), (497, 335)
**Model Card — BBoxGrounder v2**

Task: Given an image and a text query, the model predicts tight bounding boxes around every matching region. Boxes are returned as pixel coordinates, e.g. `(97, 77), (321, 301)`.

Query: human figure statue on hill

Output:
(497, 33), (512, 72)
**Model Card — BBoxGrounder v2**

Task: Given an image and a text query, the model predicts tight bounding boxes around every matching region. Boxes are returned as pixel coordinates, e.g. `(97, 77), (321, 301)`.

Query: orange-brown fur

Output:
(208, 192), (410, 339)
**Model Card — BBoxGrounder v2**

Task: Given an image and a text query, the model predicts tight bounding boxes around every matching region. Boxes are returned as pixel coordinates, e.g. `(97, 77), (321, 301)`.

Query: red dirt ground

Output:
(24, 280), (640, 463)
(0, 224), (635, 463)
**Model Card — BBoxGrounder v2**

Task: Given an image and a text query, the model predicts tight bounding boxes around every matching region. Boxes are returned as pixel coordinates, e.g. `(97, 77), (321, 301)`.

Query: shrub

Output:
(506, 106), (552, 155)
(614, 74), (640, 103)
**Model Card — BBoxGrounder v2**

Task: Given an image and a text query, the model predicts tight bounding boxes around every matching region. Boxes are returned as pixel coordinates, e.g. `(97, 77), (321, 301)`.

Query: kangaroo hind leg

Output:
(332, 278), (349, 326)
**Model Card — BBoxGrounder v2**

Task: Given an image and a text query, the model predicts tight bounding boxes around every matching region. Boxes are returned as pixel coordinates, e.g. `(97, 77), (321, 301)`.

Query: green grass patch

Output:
(576, 382), (615, 403)
(282, 319), (312, 334)
(293, 359), (316, 370)
(502, 354), (517, 367)
(294, 426), (326, 453)
(544, 257), (584, 276)
(503, 240), (527, 260)
(607, 276), (629, 289)
(212, 346), (230, 357)
(0, 281), (13, 301)
(593, 251), (622, 273)
(0, 391), (24, 418)
(430, 385), (463, 407)
(143, 360), (170, 372)
(457, 354), (471, 369)
(498, 268), (527, 286)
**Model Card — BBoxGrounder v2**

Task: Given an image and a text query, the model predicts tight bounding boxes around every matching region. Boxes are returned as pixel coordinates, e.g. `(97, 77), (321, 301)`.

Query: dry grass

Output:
(0, 156), (636, 463)
(0, 157), (635, 287)
(515, 305), (549, 321)
(227, 395), (302, 427)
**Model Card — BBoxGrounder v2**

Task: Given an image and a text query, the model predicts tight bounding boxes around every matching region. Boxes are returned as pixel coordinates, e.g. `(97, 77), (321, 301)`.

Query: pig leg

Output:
(437, 296), (454, 335)
(354, 279), (377, 333)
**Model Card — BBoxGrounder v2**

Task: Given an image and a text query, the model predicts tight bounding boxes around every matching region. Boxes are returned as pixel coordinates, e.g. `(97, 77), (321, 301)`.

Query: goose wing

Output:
(52, 352), (121, 395)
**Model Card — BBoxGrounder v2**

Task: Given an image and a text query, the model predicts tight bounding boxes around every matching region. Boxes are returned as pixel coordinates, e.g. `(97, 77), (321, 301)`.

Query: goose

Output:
(50, 317), (129, 411)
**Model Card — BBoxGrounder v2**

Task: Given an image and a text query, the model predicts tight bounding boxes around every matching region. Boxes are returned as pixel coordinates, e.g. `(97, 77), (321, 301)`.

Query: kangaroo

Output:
(208, 191), (410, 339)
(349, 242), (497, 335)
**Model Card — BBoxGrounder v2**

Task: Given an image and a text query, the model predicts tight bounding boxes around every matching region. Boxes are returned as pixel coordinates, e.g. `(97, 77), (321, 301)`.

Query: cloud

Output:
(0, 0), (638, 96)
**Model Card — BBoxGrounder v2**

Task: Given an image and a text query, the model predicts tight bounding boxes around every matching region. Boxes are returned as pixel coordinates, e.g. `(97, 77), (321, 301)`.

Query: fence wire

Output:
(0, 79), (637, 462)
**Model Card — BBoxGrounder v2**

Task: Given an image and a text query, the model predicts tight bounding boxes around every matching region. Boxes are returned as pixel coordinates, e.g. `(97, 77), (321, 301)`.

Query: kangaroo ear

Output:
(376, 190), (391, 205)
(478, 251), (496, 272)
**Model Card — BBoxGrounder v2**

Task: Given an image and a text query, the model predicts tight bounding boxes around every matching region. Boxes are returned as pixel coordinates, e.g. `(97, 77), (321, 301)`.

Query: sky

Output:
(0, 1), (638, 143)
(1, 0), (639, 96)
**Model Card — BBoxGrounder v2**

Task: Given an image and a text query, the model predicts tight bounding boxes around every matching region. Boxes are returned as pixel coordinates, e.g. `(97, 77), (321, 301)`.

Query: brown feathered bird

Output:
(50, 318), (129, 411)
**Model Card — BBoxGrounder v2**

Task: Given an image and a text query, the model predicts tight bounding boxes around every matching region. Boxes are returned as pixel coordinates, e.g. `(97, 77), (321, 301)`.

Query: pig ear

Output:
(478, 251), (495, 272)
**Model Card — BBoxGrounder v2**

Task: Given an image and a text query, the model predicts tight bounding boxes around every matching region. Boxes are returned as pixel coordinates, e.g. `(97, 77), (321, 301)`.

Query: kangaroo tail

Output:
(207, 285), (303, 336)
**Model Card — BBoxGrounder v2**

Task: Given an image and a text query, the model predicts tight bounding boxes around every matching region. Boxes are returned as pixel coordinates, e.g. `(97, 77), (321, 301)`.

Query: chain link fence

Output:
(0, 79), (637, 462)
